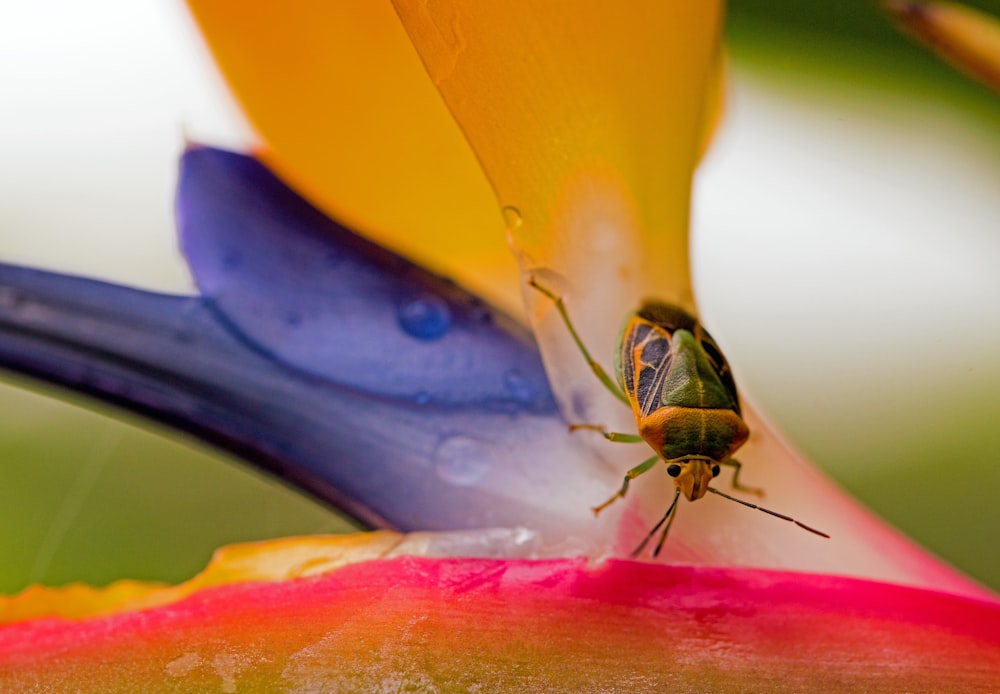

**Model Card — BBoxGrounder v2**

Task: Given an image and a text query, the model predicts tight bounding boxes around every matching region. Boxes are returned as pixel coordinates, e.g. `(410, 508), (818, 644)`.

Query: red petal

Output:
(2, 558), (997, 690)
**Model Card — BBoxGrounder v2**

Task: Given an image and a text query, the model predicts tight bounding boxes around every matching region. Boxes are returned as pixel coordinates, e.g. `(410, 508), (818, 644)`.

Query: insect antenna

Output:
(631, 488), (681, 558)
(707, 487), (830, 538)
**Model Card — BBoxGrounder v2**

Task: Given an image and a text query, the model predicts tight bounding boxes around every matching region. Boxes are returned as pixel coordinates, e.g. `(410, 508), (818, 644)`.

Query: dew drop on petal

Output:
(398, 294), (452, 340)
(503, 369), (535, 403)
(501, 205), (523, 230)
(433, 436), (494, 486)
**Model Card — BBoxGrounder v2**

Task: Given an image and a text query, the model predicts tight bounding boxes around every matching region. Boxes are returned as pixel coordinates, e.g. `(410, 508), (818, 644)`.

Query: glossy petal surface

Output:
(178, 146), (553, 410)
(1, 545), (998, 692)
(171, 146), (618, 540)
(184, 1), (518, 310)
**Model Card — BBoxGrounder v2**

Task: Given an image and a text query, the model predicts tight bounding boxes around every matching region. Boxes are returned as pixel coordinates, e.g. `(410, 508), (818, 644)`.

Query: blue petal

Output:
(0, 149), (617, 541)
(177, 147), (555, 414)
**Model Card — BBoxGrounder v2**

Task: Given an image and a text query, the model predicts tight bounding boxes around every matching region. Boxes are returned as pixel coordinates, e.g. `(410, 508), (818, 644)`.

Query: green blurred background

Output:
(707, 0), (1000, 591)
(1, 1), (998, 593)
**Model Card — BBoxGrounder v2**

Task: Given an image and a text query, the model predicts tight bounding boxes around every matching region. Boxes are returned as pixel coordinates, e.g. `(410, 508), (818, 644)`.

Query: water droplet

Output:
(434, 436), (494, 487)
(399, 294), (452, 340)
(501, 206), (523, 230)
(503, 369), (535, 403)
(415, 391), (431, 405)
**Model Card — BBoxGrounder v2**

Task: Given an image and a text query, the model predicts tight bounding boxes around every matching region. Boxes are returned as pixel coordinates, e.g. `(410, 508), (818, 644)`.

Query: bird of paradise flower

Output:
(0, 1), (998, 691)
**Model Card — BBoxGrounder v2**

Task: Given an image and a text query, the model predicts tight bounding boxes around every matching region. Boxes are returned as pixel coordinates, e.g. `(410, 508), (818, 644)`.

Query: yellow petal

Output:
(184, 1), (520, 310)
(392, 1), (722, 430)
(392, 1), (723, 308)
(887, 1), (1000, 93)
(0, 533), (403, 622)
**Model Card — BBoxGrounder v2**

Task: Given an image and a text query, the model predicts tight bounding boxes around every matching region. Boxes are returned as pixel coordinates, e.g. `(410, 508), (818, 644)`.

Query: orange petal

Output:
(698, 47), (729, 161)
(887, 1), (1000, 93)
(184, 1), (520, 310)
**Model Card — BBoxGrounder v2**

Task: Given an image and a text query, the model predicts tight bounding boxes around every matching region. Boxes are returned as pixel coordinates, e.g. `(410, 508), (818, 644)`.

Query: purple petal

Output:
(0, 148), (621, 545)
(177, 146), (555, 413)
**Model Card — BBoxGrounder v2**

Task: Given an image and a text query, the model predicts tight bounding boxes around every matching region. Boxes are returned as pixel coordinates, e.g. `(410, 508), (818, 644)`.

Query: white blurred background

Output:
(0, 1), (253, 292)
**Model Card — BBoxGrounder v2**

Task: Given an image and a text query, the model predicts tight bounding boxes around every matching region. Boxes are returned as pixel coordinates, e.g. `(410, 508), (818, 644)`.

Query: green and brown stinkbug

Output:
(529, 277), (829, 557)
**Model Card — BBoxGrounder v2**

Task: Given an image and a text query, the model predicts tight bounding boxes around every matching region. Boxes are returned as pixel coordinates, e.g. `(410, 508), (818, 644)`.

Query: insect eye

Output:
(711, 465), (721, 478)
(667, 464), (682, 477)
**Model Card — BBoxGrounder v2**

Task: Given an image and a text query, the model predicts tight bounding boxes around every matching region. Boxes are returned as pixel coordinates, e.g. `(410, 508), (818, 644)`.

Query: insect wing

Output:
(697, 329), (741, 416)
(617, 314), (675, 417)
(617, 301), (742, 418)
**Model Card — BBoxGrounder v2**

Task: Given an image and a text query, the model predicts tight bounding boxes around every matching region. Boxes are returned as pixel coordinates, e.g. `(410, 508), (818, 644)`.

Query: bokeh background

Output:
(1, 1), (998, 592)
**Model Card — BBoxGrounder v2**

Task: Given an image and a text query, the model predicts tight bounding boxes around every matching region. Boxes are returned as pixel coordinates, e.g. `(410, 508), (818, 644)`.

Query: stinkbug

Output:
(529, 277), (829, 556)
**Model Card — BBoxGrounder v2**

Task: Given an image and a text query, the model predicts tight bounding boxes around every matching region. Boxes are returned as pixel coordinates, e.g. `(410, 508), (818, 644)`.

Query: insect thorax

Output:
(638, 405), (748, 463)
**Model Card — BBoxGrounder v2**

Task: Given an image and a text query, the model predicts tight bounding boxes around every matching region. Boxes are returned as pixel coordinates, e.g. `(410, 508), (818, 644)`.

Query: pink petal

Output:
(1, 557), (997, 691)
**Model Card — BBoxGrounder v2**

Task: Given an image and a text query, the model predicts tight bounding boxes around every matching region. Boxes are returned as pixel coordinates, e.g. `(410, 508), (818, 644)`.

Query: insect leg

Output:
(568, 423), (643, 443)
(528, 277), (630, 406)
(592, 454), (659, 515)
(631, 488), (681, 557)
(720, 458), (764, 497)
